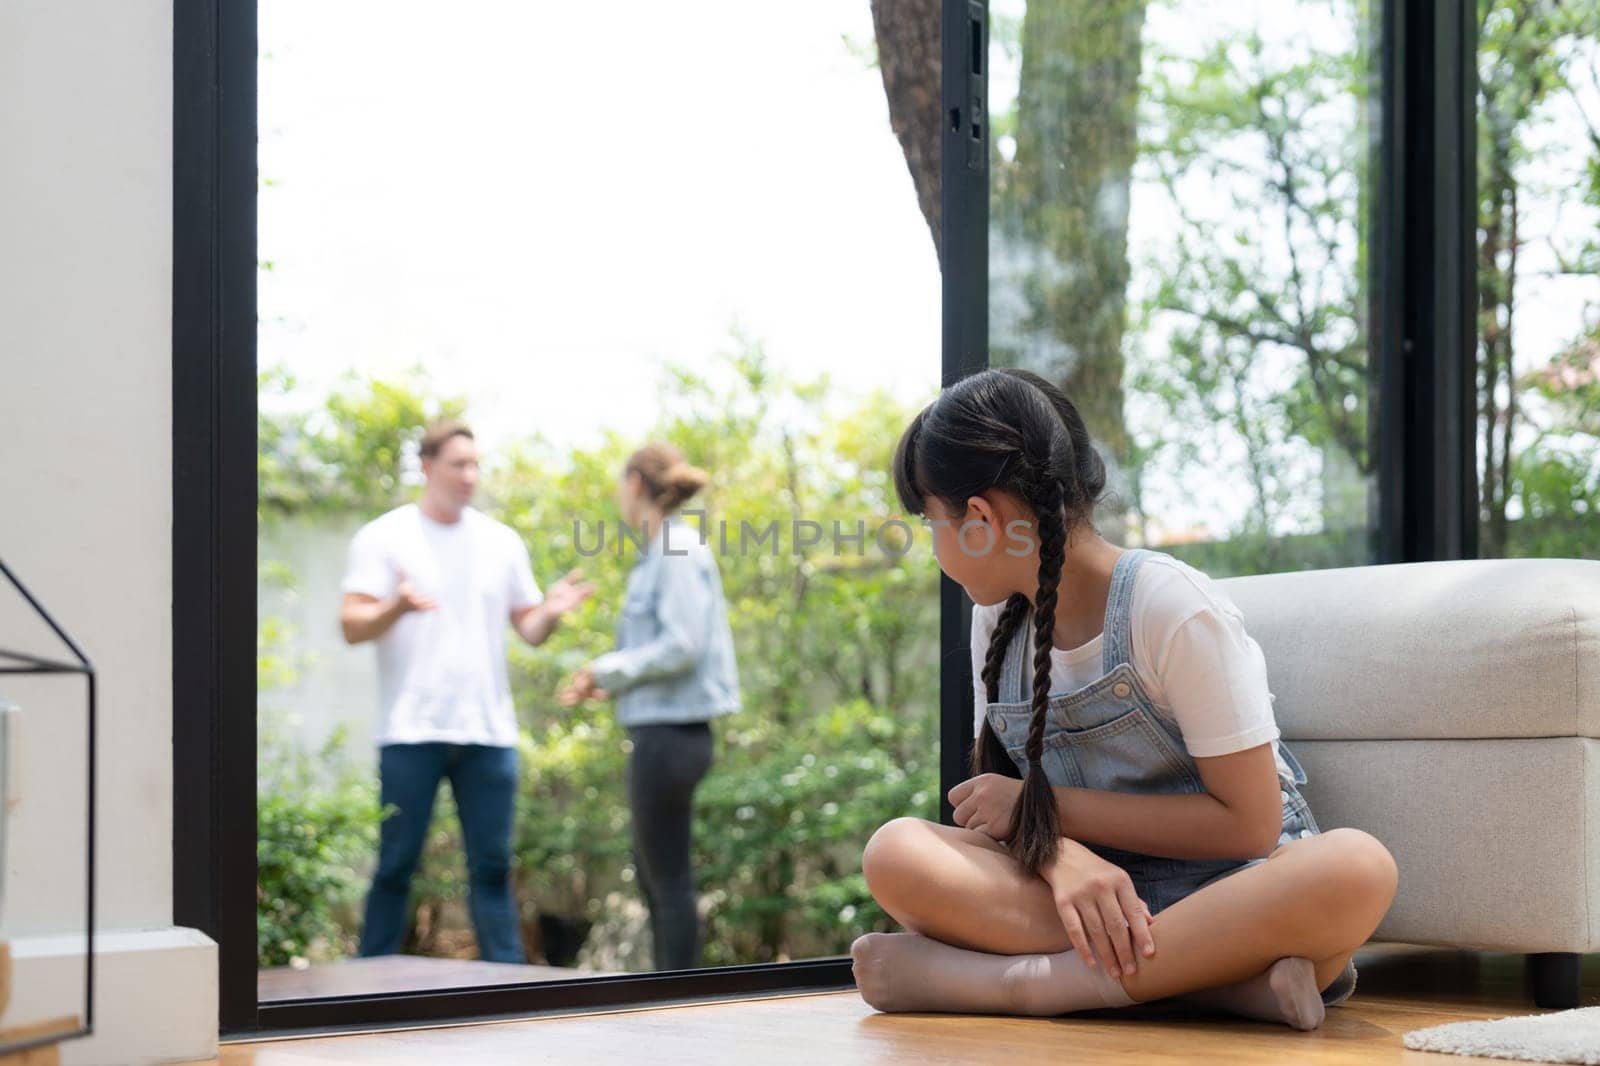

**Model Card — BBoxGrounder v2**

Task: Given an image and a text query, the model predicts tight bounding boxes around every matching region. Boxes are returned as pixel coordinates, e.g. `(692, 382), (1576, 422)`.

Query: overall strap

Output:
(1101, 548), (1150, 674)
(997, 606), (1032, 704)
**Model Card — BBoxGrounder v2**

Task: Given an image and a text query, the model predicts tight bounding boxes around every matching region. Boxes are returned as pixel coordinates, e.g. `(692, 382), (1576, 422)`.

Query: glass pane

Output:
(256, 0), (940, 1000)
(989, 0), (1381, 577)
(1475, 1), (1600, 559)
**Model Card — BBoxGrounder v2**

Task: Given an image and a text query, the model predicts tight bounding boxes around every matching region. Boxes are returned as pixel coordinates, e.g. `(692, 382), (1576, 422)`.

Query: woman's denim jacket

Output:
(590, 516), (741, 727)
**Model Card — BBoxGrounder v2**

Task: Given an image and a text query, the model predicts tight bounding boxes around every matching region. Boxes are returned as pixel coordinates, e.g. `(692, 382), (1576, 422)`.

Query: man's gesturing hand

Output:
(394, 569), (438, 613)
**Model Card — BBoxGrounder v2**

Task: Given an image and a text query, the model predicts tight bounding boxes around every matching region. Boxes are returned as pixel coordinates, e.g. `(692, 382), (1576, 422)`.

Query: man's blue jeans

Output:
(359, 742), (526, 963)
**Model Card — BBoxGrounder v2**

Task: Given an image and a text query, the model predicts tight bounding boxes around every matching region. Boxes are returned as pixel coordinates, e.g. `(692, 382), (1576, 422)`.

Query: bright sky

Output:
(258, 1), (943, 455)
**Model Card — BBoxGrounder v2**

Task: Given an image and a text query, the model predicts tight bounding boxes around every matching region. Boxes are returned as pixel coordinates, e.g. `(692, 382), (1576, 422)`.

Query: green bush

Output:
(256, 728), (382, 967)
(693, 698), (937, 966)
(1161, 527), (1372, 578)
(503, 694), (937, 969)
(514, 710), (635, 927)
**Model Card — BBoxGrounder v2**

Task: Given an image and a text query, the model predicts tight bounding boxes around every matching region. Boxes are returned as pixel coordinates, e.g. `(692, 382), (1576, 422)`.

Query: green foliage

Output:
(498, 342), (942, 964)
(1104, 0), (1595, 559)
(514, 711), (634, 924)
(257, 558), (304, 691)
(256, 340), (943, 968)
(259, 364), (467, 518)
(257, 615), (301, 692)
(692, 699), (936, 966)
(1134, 6), (1375, 544)
(1162, 527), (1372, 579)
(256, 727), (381, 967)
(1475, 0), (1600, 558)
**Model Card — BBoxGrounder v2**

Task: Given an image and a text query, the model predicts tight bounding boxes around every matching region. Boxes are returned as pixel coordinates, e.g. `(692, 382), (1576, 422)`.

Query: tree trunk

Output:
(871, 0), (943, 259)
(1002, 0), (1146, 478)
(992, 0), (1145, 512)
(1496, 180), (1520, 556)
(1478, 89), (1521, 558)
(873, 0), (1146, 495)
(1479, 141), (1505, 558)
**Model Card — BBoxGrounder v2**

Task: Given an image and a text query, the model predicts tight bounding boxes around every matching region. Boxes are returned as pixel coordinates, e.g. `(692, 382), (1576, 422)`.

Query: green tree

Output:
(259, 365), (466, 518)
(872, 0), (1149, 504)
(994, 0), (1147, 484)
(492, 339), (942, 966)
(1476, 0), (1600, 558)
(870, 0), (943, 258)
(1135, 4), (1377, 552)
(256, 726), (381, 967)
(1130, 0), (1600, 562)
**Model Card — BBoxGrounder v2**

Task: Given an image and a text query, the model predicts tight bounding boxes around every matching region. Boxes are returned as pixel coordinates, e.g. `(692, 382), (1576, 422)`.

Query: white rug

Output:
(1404, 1007), (1600, 1063)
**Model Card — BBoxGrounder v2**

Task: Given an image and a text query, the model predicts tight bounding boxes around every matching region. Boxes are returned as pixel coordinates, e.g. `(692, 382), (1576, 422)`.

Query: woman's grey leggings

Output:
(625, 721), (714, 971)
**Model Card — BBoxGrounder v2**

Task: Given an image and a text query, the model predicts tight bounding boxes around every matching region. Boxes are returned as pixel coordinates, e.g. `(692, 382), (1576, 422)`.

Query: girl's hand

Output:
(947, 773), (1023, 841)
(558, 665), (609, 706)
(1040, 837), (1156, 978)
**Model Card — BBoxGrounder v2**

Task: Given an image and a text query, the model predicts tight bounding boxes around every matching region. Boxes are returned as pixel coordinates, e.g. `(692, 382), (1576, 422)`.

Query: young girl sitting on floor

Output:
(851, 368), (1396, 1031)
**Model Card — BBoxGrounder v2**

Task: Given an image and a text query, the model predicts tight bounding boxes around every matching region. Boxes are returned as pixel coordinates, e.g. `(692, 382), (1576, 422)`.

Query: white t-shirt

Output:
(970, 552), (1291, 777)
(341, 504), (544, 747)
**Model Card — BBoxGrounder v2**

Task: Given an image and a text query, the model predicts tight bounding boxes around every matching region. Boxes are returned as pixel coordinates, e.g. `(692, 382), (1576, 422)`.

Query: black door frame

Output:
(1378, 0), (1480, 562)
(172, 0), (260, 1035)
(173, 0), (1475, 1038)
(939, 0), (989, 824)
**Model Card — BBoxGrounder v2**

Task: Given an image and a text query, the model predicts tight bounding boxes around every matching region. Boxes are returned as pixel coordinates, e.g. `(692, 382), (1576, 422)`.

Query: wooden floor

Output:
(204, 945), (1600, 1065)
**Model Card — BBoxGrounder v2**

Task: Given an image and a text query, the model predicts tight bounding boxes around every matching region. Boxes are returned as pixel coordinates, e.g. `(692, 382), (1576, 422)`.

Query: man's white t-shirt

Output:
(341, 504), (543, 748)
(969, 552), (1293, 781)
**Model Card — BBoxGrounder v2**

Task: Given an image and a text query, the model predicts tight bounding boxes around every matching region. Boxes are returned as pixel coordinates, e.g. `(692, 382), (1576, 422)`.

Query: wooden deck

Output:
(207, 945), (1600, 1064)
(258, 956), (618, 1001)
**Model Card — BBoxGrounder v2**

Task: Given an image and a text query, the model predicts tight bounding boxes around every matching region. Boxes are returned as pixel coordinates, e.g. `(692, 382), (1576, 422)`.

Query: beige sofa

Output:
(1218, 557), (1600, 1008)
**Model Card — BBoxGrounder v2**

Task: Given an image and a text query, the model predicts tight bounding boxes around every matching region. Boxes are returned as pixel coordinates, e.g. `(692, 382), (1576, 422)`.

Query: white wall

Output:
(0, 0), (218, 1062)
(261, 513), (382, 758)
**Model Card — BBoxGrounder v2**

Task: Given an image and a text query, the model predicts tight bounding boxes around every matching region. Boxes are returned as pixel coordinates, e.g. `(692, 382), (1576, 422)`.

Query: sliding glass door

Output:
(252, 0), (942, 1013)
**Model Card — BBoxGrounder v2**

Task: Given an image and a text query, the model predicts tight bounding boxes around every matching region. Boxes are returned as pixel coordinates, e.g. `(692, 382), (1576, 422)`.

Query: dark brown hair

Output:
(419, 419), (474, 460)
(626, 442), (709, 514)
(891, 368), (1106, 874)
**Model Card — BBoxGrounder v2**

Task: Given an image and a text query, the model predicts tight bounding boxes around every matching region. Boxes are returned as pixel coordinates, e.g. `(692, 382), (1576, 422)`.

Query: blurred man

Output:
(340, 419), (592, 962)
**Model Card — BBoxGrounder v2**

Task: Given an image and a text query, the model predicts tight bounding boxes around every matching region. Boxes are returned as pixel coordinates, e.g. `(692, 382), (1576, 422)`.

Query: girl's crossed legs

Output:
(852, 818), (1396, 1028)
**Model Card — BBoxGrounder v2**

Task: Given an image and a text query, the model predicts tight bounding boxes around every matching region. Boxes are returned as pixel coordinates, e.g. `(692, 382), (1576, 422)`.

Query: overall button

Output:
(1112, 682), (1131, 698)
(1298, 829), (1314, 839)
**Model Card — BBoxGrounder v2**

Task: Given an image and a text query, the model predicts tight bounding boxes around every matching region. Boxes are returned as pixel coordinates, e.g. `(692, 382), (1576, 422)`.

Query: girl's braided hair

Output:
(891, 368), (1107, 874)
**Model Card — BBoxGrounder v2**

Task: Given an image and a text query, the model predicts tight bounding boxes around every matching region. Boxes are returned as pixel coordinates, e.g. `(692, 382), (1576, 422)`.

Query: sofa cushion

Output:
(1218, 558), (1600, 741)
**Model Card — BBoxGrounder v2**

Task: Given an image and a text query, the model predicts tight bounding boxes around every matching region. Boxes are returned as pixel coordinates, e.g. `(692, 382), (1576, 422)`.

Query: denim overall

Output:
(983, 548), (1357, 1005)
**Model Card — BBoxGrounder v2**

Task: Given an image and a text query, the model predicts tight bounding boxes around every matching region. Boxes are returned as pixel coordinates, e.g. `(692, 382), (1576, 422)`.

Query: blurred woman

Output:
(560, 442), (741, 970)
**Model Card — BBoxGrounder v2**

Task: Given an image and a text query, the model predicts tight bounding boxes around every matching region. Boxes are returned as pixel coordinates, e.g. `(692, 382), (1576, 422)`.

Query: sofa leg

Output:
(1526, 952), (1582, 1009)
